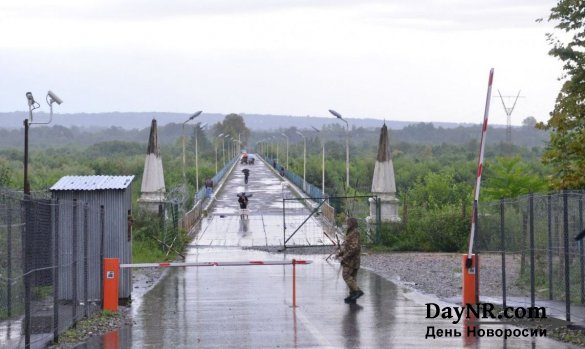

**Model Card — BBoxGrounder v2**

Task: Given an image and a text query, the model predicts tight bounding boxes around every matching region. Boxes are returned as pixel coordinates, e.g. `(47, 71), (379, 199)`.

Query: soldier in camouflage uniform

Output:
(337, 217), (364, 303)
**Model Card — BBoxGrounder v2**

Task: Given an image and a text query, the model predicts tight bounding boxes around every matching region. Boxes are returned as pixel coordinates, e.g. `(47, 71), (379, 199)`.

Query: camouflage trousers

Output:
(342, 266), (360, 293)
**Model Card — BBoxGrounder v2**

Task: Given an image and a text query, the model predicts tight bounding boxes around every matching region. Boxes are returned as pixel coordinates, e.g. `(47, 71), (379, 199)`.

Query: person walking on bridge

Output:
(242, 168), (250, 184)
(337, 217), (364, 304)
(237, 192), (251, 219)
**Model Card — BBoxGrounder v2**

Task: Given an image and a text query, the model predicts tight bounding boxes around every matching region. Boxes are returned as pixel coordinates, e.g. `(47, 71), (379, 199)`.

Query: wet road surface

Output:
(195, 158), (332, 246)
(81, 157), (577, 348)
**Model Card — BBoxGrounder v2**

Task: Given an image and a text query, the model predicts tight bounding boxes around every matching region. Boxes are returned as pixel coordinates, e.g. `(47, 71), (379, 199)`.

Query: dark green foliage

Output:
(378, 205), (470, 252)
(537, 0), (585, 189)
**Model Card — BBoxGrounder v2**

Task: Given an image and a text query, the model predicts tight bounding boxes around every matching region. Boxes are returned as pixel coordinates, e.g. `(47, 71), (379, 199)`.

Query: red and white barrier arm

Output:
(467, 68), (494, 261)
(120, 260), (312, 269)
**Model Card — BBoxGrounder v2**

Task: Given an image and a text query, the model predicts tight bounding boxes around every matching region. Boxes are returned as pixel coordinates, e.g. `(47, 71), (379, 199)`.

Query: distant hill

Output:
(0, 111), (473, 131)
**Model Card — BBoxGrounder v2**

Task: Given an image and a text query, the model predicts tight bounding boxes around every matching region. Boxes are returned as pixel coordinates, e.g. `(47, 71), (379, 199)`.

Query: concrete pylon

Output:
(368, 123), (400, 223)
(138, 119), (166, 212)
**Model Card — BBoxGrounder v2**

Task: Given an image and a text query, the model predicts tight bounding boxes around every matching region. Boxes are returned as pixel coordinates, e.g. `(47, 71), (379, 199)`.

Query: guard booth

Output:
(50, 175), (134, 302)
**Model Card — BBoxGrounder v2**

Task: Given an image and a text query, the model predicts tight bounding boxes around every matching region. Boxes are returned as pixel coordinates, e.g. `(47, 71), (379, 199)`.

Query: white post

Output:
(195, 127), (199, 191)
(345, 123), (349, 189)
(281, 133), (289, 170)
(322, 143), (325, 195)
(182, 124), (186, 183)
(296, 131), (306, 191)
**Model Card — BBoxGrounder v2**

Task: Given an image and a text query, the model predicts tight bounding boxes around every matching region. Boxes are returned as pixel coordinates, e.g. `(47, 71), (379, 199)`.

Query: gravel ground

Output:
(360, 251), (526, 300)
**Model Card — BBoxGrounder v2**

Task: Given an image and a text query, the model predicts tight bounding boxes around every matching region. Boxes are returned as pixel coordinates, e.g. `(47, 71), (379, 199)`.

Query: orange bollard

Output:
(103, 258), (120, 312)
(462, 254), (479, 306)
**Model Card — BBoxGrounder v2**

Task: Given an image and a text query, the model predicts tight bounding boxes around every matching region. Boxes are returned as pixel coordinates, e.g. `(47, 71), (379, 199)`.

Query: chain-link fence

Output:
(0, 190), (109, 349)
(476, 191), (585, 322)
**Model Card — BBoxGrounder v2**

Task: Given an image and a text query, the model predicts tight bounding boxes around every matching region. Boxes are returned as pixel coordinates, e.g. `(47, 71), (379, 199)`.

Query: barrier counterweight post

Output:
(462, 254), (479, 305)
(103, 258), (120, 312)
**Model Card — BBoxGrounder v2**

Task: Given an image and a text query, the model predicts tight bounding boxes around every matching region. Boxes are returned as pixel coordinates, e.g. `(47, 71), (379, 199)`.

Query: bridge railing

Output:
(182, 156), (239, 231)
(263, 156), (326, 200)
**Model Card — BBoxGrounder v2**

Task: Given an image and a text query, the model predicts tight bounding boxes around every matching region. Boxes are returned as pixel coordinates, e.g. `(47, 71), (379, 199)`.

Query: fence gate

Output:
(282, 195), (378, 248)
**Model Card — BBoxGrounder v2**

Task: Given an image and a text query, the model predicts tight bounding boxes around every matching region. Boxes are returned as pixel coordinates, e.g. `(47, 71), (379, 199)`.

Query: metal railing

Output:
(263, 156), (326, 199)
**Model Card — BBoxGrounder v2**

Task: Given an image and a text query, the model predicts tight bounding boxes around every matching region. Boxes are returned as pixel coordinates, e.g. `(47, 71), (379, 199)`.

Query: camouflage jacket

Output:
(338, 227), (361, 268)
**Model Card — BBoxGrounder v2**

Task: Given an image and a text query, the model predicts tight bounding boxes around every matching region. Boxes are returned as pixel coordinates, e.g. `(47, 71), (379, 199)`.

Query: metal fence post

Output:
(6, 204), (12, 318)
(547, 193), (553, 300)
(100, 205), (105, 308)
(23, 196), (31, 348)
(500, 198), (506, 308)
(529, 193), (535, 308)
(72, 200), (78, 323)
(579, 197), (584, 304)
(83, 203), (89, 317)
(52, 200), (60, 343)
(563, 190), (570, 322)
(282, 198), (286, 249)
(376, 197), (382, 244)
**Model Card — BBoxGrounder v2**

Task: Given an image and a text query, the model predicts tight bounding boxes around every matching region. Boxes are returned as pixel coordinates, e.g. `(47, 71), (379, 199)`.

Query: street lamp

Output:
(223, 134), (230, 162)
(281, 133), (289, 170)
(195, 122), (207, 192)
(238, 133), (241, 155)
(232, 139), (240, 158)
(271, 136), (279, 164)
(328, 109), (350, 189)
(216, 133), (223, 172)
(182, 111), (202, 184)
(223, 135), (231, 158)
(296, 131), (306, 191)
(312, 126), (325, 196)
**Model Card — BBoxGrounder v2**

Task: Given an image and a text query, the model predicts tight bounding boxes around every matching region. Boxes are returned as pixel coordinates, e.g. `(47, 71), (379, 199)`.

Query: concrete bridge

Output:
(88, 157), (572, 348)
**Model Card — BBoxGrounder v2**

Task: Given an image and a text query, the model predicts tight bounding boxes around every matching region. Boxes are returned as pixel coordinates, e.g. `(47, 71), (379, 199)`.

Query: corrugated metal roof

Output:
(50, 175), (135, 191)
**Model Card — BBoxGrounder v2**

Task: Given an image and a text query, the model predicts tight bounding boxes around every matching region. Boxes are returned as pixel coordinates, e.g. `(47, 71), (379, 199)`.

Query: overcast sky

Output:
(0, 0), (562, 125)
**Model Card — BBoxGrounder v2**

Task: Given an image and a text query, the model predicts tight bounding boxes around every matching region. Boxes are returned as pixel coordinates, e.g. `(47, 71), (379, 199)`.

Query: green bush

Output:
(376, 205), (470, 252)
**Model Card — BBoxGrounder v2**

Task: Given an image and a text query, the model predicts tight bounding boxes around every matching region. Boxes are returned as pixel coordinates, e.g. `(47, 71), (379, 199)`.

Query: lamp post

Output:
(281, 133), (289, 170)
(215, 133), (222, 173)
(271, 136), (279, 164)
(218, 133), (225, 167)
(312, 126), (325, 195)
(195, 122), (207, 192)
(232, 139), (240, 158)
(224, 134), (231, 159)
(260, 139), (267, 158)
(328, 109), (349, 189)
(182, 111), (202, 184)
(296, 131), (306, 191)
